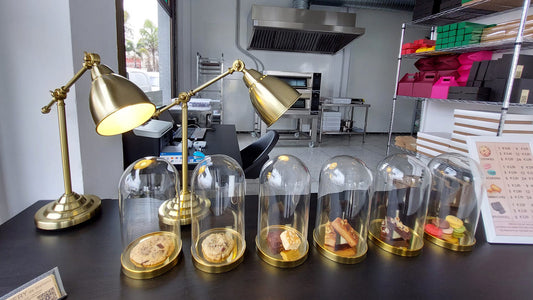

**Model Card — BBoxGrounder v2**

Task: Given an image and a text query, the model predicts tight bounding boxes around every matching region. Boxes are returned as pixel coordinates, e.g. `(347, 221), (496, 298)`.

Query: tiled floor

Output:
(238, 132), (401, 194)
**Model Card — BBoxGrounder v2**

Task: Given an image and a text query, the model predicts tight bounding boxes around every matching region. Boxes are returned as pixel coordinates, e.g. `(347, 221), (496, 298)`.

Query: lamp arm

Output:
(41, 52), (101, 114)
(154, 59), (245, 117)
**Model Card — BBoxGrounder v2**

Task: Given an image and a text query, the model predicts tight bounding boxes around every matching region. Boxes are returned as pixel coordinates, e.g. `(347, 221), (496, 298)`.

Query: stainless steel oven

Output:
(264, 71), (321, 114)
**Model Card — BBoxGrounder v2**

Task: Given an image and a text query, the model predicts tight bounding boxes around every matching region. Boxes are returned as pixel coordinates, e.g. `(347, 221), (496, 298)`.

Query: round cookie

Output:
(425, 223), (442, 238)
(130, 234), (175, 268)
(442, 227), (454, 235)
(201, 233), (235, 263)
(445, 215), (464, 229)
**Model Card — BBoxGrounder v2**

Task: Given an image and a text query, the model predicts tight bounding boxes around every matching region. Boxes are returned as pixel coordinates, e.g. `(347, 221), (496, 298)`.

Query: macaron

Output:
(445, 215), (464, 229)
(442, 227), (454, 235)
(442, 234), (459, 244)
(425, 223), (442, 238)
(434, 218), (450, 229)
(452, 225), (466, 238)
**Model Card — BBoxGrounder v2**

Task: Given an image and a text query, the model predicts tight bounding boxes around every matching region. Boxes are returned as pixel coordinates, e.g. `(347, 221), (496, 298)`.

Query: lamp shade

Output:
(242, 68), (301, 127)
(89, 64), (156, 136)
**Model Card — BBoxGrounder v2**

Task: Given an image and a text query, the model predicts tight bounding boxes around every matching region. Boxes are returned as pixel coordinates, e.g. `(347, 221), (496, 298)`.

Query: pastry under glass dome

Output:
(313, 155), (373, 264)
(256, 154), (311, 268)
(118, 157), (182, 279)
(424, 153), (485, 251)
(368, 153), (431, 257)
(190, 155), (246, 273)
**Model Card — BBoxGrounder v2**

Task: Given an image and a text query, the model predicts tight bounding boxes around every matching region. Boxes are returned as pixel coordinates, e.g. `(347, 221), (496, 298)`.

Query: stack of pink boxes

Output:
(397, 51), (492, 99)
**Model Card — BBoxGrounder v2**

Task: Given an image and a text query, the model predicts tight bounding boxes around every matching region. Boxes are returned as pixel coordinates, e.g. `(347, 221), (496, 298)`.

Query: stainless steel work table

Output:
(319, 102), (370, 143)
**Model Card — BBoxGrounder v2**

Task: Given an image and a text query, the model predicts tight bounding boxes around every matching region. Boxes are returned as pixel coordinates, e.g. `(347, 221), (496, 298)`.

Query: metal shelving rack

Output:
(386, 0), (532, 155)
(196, 52), (224, 123)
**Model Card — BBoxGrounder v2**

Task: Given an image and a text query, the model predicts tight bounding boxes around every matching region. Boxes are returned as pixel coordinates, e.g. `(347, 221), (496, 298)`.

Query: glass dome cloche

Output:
(118, 157), (182, 279)
(425, 153), (485, 251)
(313, 155), (373, 264)
(190, 155), (246, 273)
(369, 153), (431, 257)
(256, 154), (311, 268)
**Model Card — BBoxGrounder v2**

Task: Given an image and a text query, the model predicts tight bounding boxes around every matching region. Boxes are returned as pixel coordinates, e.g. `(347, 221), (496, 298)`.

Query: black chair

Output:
(240, 131), (279, 179)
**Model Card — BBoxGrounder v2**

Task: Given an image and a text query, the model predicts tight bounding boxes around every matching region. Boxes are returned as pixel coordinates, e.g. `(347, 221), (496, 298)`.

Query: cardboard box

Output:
(397, 73), (418, 96)
(486, 78), (533, 103)
(416, 144), (444, 158)
(413, 72), (438, 98)
(448, 86), (490, 100)
(416, 132), (451, 155)
(475, 60), (489, 81)
(491, 54), (533, 79)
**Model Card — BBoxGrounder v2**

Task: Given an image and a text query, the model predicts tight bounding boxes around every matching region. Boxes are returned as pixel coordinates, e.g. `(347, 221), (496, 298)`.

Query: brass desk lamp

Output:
(35, 52), (156, 230)
(155, 59), (300, 225)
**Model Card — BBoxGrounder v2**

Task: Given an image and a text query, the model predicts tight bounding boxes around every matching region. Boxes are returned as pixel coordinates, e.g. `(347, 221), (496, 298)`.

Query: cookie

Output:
(201, 233), (235, 263)
(479, 145), (491, 157)
(425, 223), (442, 238)
(445, 215), (464, 229)
(432, 218), (450, 229)
(130, 234), (175, 268)
(442, 227), (454, 235)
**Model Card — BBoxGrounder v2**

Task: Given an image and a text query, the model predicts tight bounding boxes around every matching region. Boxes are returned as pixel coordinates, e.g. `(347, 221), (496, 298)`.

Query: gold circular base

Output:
(255, 225), (309, 268)
(191, 228), (246, 273)
(34, 193), (101, 230)
(424, 232), (475, 252)
(312, 227), (367, 264)
(158, 198), (180, 226)
(121, 231), (182, 279)
(368, 219), (423, 257)
(167, 193), (210, 225)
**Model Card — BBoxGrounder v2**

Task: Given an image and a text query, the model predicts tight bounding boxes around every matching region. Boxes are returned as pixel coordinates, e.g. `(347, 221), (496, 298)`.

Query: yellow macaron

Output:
(445, 215), (464, 229)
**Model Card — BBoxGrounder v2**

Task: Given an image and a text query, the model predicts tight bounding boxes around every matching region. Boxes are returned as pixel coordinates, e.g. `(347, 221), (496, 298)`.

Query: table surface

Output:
(1, 196), (532, 299)
(124, 124), (242, 170)
(200, 124), (242, 166)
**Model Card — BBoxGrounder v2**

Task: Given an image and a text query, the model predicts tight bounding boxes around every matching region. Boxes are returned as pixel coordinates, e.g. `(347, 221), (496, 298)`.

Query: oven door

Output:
(290, 91), (311, 110)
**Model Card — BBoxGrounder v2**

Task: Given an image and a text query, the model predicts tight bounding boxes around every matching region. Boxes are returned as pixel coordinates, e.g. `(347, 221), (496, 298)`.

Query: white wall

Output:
(347, 8), (428, 133)
(176, 0), (423, 132)
(0, 0), (122, 224)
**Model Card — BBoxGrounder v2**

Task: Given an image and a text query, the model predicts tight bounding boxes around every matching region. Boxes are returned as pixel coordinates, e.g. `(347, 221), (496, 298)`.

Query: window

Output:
(116, 0), (174, 107)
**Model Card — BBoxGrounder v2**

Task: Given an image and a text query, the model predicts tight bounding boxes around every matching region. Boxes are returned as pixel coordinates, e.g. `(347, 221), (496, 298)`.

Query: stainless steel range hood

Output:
(248, 5), (365, 54)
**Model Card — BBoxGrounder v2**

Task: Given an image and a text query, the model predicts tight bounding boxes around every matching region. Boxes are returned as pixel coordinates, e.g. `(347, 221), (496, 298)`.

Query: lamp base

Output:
(159, 192), (210, 226)
(34, 192), (101, 230)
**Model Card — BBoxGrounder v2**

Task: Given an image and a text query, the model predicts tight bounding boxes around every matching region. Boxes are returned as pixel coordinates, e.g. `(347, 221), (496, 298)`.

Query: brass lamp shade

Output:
(242, 68), (301, 127)
(90, 64), (156, 136)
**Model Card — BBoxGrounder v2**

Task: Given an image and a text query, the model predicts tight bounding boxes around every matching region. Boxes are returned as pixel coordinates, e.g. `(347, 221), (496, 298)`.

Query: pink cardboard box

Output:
(398, 73), (418, 96)
(413, 72), (438, 98)
(431, 76), (459, 99)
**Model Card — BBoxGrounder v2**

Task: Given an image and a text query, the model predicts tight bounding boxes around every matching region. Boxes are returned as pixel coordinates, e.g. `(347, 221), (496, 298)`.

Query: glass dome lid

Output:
(190, 155), (246, 273)
(425, 153), (484, 251)
(118, 157), (182, 279)
(313, 155), (373, 264)
(256, 154), (311, 268)
(369, 153), (431, 257)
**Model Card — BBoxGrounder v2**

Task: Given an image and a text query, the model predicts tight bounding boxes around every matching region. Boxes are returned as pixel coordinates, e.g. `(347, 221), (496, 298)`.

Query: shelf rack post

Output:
(497, 0), (531, 135)
(386, 23), (407, 155)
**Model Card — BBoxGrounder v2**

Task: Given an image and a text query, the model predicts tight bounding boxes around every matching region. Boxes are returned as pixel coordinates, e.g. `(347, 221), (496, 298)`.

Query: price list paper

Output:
(467, 136), (533, 244)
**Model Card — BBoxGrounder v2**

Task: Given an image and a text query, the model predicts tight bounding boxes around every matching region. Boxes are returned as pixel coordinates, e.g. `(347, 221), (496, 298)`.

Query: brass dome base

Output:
(121, 232), (182, 279)
(424, 232), (475, 252)
(368, 219), (423, 257)
(34, 193), (101, 230)
(312, 226), (367, 264)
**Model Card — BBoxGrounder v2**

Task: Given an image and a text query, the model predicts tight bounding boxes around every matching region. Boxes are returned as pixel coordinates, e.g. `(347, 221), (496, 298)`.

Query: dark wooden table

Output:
(1, 195), (532, 299)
